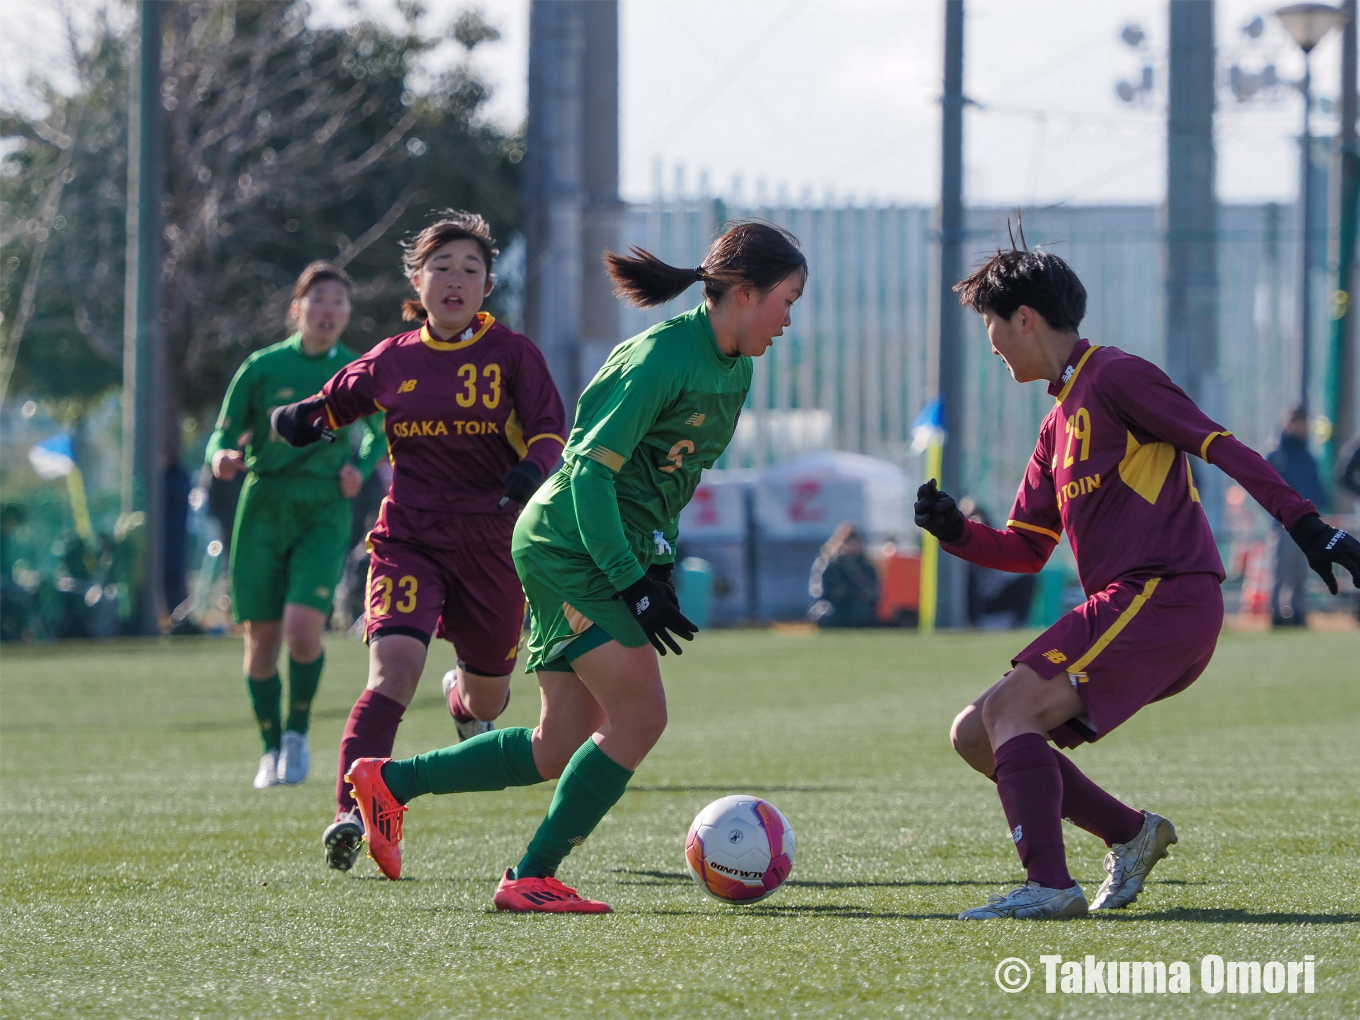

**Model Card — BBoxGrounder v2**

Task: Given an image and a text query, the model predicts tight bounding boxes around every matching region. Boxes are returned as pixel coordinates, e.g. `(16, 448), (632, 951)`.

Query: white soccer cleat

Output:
(278, 730), (310, 785)
(456, 717), (495, 742)
(958, 881), (1088, 920)
(1091, 811), (1177, 910)
(442, 669), (495, 742)
(253, 749), (281, 789)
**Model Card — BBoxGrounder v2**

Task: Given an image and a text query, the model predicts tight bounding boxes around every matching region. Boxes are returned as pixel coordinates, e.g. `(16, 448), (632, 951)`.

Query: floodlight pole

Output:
(934, 0), (967, 629)
(1326, 0), (1357, 467)
(1300, 51), (1316, 412)
(121, 0), (165, 636)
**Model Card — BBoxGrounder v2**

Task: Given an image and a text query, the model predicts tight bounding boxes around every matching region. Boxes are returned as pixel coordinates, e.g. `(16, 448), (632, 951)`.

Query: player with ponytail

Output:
(338, 221), (807, 911)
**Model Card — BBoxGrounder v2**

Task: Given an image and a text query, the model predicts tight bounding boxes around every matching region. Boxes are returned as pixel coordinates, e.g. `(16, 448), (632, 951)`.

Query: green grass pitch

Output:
(2, 628), (1358, 1018)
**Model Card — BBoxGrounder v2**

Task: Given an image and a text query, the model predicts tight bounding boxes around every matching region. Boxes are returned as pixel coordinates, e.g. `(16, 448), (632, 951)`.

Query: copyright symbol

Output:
(994, 957), (1031, 993)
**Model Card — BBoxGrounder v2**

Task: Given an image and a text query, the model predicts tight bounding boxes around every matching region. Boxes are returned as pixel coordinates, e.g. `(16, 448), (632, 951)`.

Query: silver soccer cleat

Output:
(442, 669), (495, 742)
(323, 810), (365, 872)
(1091, 811), (1177, 910)
(253, 749), (281, 789)
(959, 881), (1089, 920)
(278, 730), (310, 785)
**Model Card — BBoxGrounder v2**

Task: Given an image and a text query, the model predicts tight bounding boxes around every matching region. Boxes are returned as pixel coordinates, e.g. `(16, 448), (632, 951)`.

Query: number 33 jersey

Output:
(320, 313), (567, 514)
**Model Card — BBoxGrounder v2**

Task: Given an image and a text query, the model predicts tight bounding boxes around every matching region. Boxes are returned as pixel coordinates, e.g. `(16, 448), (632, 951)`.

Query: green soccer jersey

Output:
(205, 333), (386, 482)
(531, 303), (752, 590)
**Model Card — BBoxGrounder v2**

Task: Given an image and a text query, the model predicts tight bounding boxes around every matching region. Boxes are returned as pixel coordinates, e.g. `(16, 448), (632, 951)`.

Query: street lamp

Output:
(1274, 3), (1351, 412)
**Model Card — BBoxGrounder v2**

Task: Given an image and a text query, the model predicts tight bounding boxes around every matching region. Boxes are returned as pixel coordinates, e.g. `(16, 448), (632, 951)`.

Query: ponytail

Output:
(603, 248), (706, 307)
(603, 221), (807, 309)
(401, 298), (428, 322)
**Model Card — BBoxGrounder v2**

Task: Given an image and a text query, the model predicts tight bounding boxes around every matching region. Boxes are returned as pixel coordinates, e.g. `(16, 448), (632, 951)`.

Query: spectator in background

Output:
(809, 522), (881, 628)
(1266, 407), (1327, 627)
(1336, 432), (1360, 506)
(163, 447), (192, 625)
(959, 498), (1037, 629)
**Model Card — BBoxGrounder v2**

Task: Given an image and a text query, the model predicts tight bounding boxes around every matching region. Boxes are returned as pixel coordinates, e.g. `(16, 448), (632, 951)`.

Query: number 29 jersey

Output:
(320, 313), (567, 514)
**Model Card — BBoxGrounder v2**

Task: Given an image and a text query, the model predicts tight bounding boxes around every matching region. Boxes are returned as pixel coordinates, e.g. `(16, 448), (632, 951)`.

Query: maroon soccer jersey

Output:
(944, 339), (1317, 595)
(321, 313), (567, 514)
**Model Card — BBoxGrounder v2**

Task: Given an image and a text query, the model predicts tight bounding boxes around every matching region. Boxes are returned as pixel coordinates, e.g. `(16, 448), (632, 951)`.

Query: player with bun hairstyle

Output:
(271, 211), (568, 872)
(336, 221), (807, 910)
(920, 237), (1360, 920)
(206, 262), (387, 789)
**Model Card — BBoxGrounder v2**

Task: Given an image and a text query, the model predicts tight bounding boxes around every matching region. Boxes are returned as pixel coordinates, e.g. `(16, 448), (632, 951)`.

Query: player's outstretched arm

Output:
(914, 479), (1058, 574)
(1287, 515), (1360, 594)
(271, 395), (334, 447)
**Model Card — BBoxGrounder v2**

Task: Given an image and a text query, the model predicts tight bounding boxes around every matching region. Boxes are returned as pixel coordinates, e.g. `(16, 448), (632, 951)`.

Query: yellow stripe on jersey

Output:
(1199, 430), (1232, 461)
(1118, 432), (1178, 505)
(1054, 345), (1101, 405)
(1068, 577), (1161, 674)
(584, 446), (626, 472)
(420, 313), (496, 352)
(1007, 519), (1062, 543)
(1186, 454), (1201, 503)
(527, 433), (565, 448)
(505, 410), (527, 458)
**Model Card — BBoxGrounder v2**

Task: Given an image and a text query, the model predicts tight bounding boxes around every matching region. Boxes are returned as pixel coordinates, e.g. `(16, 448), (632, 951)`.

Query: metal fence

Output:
(616, 194), (1333, 525)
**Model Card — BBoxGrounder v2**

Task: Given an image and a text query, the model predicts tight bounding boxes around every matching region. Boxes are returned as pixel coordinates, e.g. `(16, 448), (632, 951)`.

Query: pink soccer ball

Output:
(685, 795), (795, 904)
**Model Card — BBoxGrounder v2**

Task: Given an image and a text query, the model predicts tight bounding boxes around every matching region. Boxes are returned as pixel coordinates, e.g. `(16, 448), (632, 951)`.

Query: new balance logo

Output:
(568, 835), (587, 847)
(398, 379), (418, 393)
(686, 413), (706, 426)
(1011, 825), (1023, 844)
(635, 596), (651, 613)
(1042, 648), (1068, 664)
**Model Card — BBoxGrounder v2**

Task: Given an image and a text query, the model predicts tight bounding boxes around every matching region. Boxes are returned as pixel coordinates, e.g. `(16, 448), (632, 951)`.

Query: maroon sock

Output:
(335, 689), (406, 814)
(1054, 752), (1144, 846)
(993, 732), (1073, 890)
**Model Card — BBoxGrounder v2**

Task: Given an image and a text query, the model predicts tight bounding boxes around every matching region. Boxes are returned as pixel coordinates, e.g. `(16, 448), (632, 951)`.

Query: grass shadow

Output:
(627, 784), (856, 794)
(613, 869), (1002, 889)
(643, 904), (959, 921)
(1096, 908), (1360, 925)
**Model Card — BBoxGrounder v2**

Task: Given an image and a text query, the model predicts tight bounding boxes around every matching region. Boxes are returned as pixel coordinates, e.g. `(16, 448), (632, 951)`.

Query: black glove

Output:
(499, 460), (543, 507)
(615, 573), (697, 656)
(271, 395), (334, 447)
(913, 478), (966, 543)
(647, 561), (676, 596)
(1287, 514), (1360, 595)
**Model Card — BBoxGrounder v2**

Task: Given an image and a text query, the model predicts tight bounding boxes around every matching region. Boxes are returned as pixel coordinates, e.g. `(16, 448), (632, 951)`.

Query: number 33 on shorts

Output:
(372, 574), (419, 615)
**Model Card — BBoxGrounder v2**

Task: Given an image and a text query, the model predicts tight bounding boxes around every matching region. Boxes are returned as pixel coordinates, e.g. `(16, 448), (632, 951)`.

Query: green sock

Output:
(246, 674), (282, 752)
(515, 739), (633, 879)
(380, 727), (544, 805)
(285, 654), (324, 734)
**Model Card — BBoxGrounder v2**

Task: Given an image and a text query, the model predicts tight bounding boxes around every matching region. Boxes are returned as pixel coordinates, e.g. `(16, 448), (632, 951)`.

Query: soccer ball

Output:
(685, 795), (795, 903)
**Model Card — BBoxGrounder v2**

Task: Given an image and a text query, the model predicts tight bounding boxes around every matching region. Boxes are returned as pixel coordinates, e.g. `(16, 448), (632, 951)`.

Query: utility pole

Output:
(1164, 0), (1222, 529)
(524, 1), (620, 420)
(121, 0), (164, 636)
(934, 0), (967, 628)
(1326, 0), (1357, 469)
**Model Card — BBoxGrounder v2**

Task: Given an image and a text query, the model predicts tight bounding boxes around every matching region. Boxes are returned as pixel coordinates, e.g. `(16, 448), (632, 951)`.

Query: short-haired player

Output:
(272, 212), (568, 872)
(917, 243), (1360, 920)
(337, 222), (808, 911)
(206, 262), (387, 789)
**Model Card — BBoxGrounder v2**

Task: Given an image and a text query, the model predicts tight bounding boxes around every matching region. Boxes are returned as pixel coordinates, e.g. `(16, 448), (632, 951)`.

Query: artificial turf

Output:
(1, 627), (1357, 1018)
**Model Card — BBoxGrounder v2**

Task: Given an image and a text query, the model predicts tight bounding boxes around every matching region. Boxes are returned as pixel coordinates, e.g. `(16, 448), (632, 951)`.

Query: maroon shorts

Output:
(364, 499), (525, 676)
(1013, 572), (1223, 748)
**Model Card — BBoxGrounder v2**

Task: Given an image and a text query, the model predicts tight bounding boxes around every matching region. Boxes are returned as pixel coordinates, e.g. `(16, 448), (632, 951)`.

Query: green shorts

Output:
(229, 473), (353, 622)
(511, 499), (649, 673)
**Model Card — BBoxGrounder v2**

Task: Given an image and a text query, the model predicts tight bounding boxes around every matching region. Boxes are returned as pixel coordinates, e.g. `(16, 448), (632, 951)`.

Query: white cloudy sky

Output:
(3, 0), (1351, 207)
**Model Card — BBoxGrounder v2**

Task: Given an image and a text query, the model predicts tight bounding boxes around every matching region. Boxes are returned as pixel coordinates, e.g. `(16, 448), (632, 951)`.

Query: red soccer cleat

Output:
(492, 869), (613, 913)
(344, 757), (407, 880)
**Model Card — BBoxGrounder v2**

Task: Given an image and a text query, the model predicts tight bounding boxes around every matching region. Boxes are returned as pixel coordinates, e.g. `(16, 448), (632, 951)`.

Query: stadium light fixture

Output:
(1274, 3), (1350, 53)
(1273, 2), (1351, 410)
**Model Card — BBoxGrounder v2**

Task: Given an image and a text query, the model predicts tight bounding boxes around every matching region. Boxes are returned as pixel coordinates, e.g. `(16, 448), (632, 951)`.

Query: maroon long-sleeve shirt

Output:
(943, 339), (1317, 595)
(321, 313), (567, 514)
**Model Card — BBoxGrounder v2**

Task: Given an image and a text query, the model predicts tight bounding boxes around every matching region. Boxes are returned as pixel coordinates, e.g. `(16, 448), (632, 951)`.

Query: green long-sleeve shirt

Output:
(205, 333), (386, 484)
(548, 304), (752, 589)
